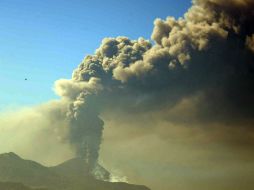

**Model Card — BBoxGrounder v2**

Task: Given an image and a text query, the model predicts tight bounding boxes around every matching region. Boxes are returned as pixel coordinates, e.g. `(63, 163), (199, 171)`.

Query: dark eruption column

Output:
(67, 92), (104, 170)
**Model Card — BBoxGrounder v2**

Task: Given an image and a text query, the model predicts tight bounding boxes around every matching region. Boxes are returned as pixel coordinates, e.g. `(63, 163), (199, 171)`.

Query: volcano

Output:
(0, 152), (150, 190)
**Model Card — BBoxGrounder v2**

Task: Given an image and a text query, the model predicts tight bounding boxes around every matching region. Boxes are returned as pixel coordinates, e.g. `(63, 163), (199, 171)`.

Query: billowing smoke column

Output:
(55, 37), (151, 170)
(55, 77), (104, 170)
(67, 93), (103, 168)
(55, 0), (254, 175)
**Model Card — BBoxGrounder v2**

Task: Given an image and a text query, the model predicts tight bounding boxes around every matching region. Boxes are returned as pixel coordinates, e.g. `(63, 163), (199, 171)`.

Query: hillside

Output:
(49, 157), (110, 181)
(0, 152), (150, 190)
(0, 182), (47, 190)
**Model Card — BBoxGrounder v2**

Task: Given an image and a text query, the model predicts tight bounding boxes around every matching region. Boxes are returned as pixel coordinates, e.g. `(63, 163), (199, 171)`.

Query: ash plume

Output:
(52, 0), (254, 177)
(54, 37), (152, 170)
(55, 78), (103, 169)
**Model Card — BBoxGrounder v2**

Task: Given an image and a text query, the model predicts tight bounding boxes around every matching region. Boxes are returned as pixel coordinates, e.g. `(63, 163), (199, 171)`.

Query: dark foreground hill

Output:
(0, 182), (47, 190)
(0, 152), (150, 190)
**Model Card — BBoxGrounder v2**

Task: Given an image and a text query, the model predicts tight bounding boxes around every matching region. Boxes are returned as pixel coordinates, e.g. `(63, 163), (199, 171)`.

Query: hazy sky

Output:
(0, 0), (191, 109)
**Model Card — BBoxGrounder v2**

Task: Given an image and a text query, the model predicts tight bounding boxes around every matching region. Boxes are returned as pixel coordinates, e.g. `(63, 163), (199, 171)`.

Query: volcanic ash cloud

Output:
(51, 0), (254, 178)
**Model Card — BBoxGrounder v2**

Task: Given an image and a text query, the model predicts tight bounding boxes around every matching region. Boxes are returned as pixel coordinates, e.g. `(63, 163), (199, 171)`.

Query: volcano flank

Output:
(0, 152), (150, 190)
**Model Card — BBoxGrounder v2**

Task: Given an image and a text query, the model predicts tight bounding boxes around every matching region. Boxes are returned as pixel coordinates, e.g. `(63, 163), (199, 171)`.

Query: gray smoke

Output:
(55, 37), (152, 170)
(53, 0), (254, 175)
(55, 78), (103, 169)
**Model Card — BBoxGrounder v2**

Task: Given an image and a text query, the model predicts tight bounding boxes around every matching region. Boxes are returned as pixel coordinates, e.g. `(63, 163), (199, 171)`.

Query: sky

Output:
(0, 0), (191, 109)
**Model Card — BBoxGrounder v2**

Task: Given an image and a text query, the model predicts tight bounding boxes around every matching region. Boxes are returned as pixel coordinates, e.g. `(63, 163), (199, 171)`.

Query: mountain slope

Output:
(0, 182), (47, 190)
(0, 152), (150, 190)
(0, 152), (67, 189)
(49, 157), (110, 181)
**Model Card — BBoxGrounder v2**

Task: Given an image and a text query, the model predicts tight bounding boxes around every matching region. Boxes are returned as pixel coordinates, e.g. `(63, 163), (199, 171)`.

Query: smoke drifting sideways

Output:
(52, 0), (254, 177)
